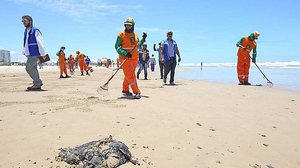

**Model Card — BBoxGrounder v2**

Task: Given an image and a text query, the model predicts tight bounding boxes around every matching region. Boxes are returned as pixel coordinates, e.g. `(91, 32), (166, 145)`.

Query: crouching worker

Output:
(76, 51), (91, 76)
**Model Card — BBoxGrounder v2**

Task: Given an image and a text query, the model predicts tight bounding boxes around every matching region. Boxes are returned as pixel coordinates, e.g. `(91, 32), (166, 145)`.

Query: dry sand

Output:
(0, 65), (299, 168)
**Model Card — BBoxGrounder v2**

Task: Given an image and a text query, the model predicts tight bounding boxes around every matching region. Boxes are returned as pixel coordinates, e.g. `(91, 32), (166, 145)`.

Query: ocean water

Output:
(177, 65), (300, 92)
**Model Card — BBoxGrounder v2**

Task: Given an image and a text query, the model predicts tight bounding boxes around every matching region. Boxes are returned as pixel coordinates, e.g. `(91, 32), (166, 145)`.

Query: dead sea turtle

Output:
(57, 135), (139, 168)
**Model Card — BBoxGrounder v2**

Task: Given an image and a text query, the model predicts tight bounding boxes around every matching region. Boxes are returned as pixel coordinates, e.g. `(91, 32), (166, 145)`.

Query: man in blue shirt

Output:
(137, 44), (150, 80)
(161, 31), (181, 85)
(22, 15), (46, 91)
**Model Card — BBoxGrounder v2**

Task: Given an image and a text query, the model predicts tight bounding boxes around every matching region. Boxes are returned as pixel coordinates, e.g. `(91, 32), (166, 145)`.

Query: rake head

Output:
(97, 83), (109, 97)
(99, 83), (109, 91)
(267, 81), (274, 88)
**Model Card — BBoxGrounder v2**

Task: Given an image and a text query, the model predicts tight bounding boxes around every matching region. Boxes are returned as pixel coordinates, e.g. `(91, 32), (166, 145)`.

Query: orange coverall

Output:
(68, 55), (75, 72)
(77, 53), (90, 73)
(58, 50), (68, 76)
(116, 32), (140, 94)
(237, 36), (256, 83)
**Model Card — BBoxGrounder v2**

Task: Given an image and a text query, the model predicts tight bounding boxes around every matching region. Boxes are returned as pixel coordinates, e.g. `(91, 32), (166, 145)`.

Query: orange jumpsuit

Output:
(116, 32), (140, 94)
(68, 55), (75, 72)
(77, 53), (90, 73)
(237, 36), (256, 83)
(58, 50), (68, 76)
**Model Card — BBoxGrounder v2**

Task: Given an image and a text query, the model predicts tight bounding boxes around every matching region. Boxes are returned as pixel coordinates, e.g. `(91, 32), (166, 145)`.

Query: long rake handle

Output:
(103, 59), (127, 86)
(100, 44), (139, 88)
(253, 62), (272, 83)
(249, 56), (273, 84)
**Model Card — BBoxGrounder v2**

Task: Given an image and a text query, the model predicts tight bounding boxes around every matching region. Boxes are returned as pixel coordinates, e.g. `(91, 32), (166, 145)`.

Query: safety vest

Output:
(237, 36), (256, 56)
(24, 27), (41, 56)
(118, 32), (139, 59)
(162, 39), (178, 61)
(138, 49), (149, 64)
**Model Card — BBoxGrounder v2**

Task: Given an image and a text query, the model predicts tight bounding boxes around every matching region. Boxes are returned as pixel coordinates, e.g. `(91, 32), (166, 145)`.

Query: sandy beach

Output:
(0, 65), (299, 168)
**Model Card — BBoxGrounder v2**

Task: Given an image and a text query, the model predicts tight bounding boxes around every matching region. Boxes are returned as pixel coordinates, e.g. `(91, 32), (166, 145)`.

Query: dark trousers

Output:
(137, 63), (147, 79)
(151, 64), (155, 72)
(159, 61), (164, 79)
(164, 57), (177, 83)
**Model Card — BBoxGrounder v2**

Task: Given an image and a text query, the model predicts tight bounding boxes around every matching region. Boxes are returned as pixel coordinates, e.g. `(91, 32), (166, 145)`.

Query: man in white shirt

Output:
(22, 15), (45, 91)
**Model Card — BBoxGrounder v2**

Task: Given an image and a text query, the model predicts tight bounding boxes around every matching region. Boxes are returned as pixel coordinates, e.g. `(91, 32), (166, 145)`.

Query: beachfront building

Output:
(0, 50), (11, 66)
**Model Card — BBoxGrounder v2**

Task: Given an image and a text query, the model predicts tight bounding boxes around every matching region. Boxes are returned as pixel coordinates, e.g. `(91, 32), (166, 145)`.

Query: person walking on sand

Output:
(137, 43), (150, 80)
(161, 31), (181, 85)
(236, 31), (260, 85)
(153, 42), (164, 79)
(22, 15), (46, 91)
(57, 46), (70, 78)
(115, 17), (147, 99)
(149, 54), (156, 72)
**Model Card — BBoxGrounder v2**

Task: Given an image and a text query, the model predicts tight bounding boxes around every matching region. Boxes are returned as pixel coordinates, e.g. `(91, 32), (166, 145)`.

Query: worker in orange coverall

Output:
(115, 17), (147, 99)
(236, 31), (260, 85)
(76, 51), (90, 76)
(68, 54), (75, 73)
(57, 46), (70, 78)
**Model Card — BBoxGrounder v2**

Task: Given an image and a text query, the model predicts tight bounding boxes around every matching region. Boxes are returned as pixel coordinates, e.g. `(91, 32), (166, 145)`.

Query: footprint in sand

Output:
(249, 163), (262, 168)
(196, 122), (202, 126)
(227, 149), (234, 153)
(197, 146), (202, 149)
(216, 160), (222, 164)
(258, 133), (267, 137)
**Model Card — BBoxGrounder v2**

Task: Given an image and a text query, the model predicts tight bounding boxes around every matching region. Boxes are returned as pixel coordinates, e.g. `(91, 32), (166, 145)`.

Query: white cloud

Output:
(11, 0), (143, 21)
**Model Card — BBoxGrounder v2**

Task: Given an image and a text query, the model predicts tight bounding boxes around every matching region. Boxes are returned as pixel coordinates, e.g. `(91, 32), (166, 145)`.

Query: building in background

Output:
(0, 50), (11, 66)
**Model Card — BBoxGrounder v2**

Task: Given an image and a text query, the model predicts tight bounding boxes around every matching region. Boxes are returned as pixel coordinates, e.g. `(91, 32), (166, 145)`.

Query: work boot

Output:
(86, 71), (90, 76)
(244, 82), (251, 85)
(133, 93), (141, 99)
(137, 74), (139, 79)
(59, 75), (65, 78)
(81, 72), (84, 76)
(122, 90), (133, 96)
(27, 84), (41, 90)
(170, 82), (175, 85)
(238, 82), (244, 85)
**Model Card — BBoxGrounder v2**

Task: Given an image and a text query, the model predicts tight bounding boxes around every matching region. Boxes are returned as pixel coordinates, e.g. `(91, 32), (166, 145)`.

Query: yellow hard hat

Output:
(124, 17), (135, 26)
(253, 31), (260, 39)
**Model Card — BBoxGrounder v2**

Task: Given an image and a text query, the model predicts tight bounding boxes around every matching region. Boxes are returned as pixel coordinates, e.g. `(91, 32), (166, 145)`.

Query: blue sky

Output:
(0, 0), (299, 63)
